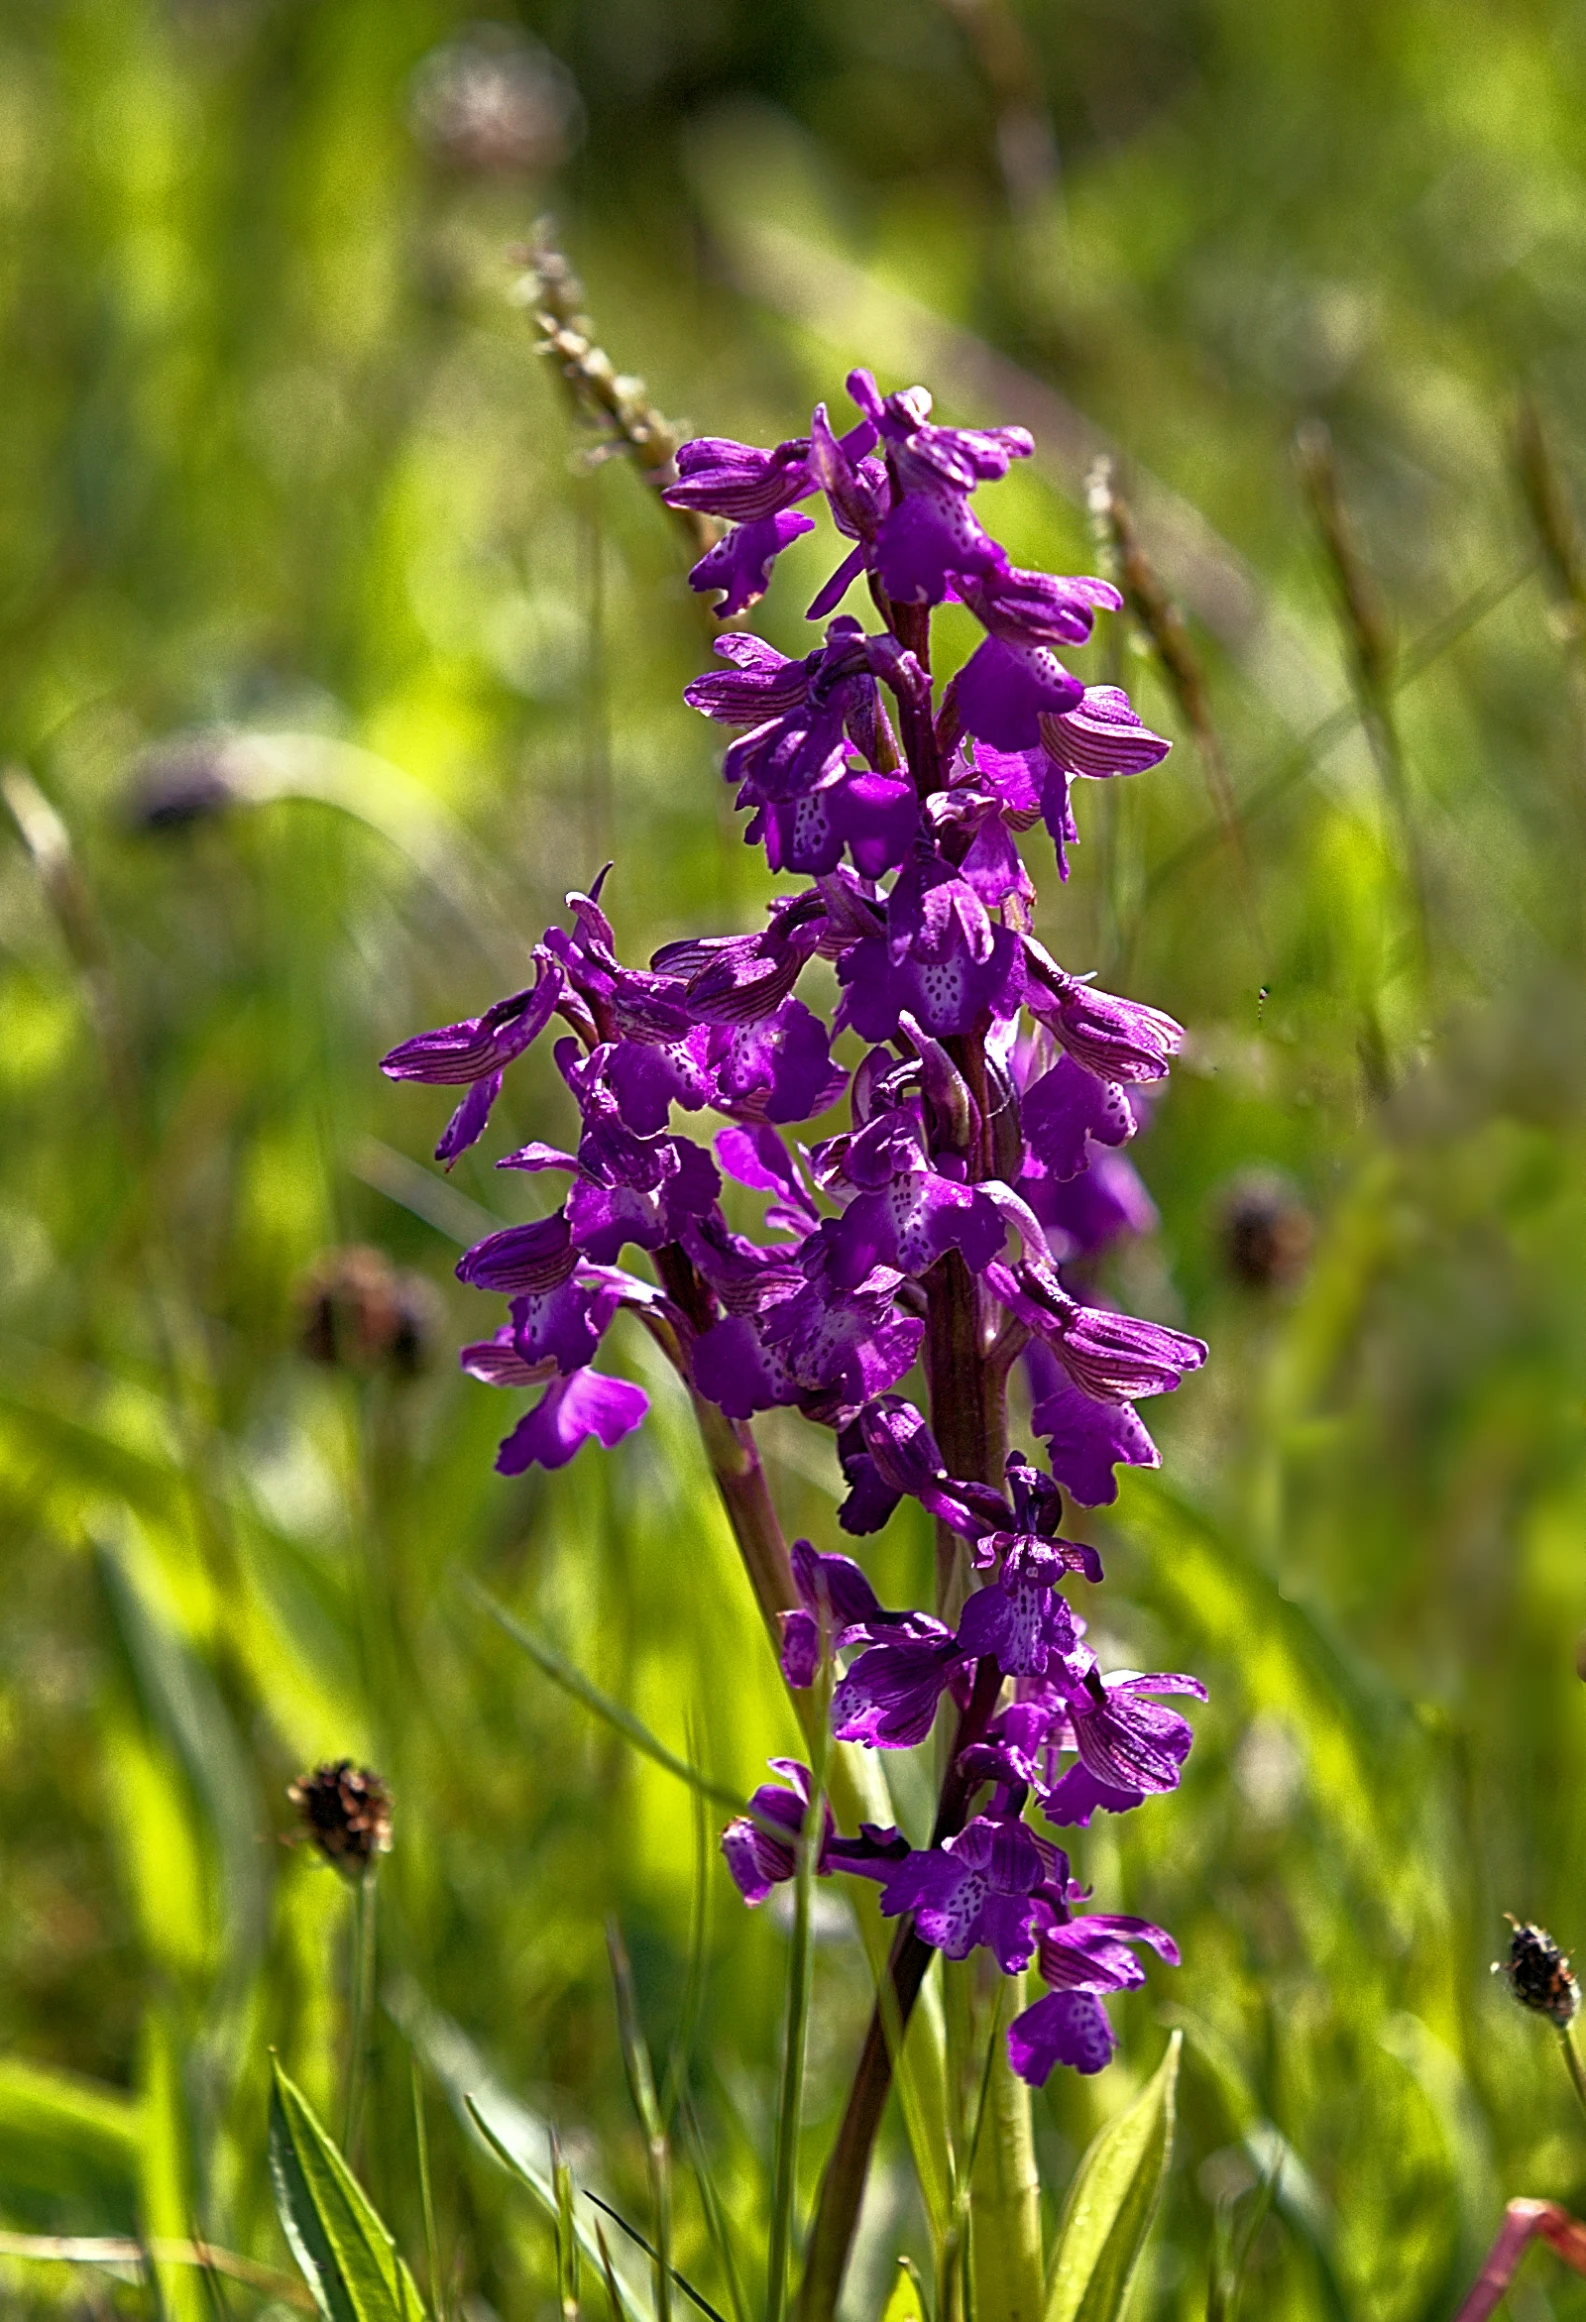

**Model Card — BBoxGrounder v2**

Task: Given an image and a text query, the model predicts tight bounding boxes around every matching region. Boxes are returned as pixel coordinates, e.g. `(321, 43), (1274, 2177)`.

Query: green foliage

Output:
(1046, 2034), (1180, 2322)
(0, 2056), (140, 2236)
(269, 2060), (427, 2322)
(7, 2), (1586, 2318)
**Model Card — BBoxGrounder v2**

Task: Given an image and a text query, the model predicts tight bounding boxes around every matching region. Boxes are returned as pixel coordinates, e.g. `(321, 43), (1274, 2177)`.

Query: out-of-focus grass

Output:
(5, 3), (1586, 2318)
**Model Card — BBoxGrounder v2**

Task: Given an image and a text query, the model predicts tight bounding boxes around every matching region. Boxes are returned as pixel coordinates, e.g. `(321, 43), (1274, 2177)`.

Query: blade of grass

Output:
(460, 2098), (647, 2322)
(410, 2059), (442, 2322)
(661, 1724), (713, 2127)
(461, 1579), (775, 1832)
(607, 1922), (674, 2322)
(581, 2194), (727, 2322)
(767, 1706), (829, 2322)
(679, 2100), (751, 2322)
(553, 2130), (582, 2322)
(596, 2224), (630, 2322)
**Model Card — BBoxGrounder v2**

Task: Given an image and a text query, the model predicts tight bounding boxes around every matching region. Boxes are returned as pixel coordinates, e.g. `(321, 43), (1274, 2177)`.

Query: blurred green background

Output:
(6, 0), (1586, 2315)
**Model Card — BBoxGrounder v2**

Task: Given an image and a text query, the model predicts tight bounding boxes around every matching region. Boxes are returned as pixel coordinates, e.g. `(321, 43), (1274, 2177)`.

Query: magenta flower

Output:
(878, 1815), (1066, 1972)
(1007, 1905), (1180, 2083)
(390, 355), (1206, 2105)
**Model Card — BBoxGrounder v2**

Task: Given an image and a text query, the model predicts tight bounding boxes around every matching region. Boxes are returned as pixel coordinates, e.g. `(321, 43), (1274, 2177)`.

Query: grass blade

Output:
(1044, 2030), (1180, 2322)
(268, 2059), (427, 2322)
(679, 2100), (750, 2322)
(582, 2192), (727, 2322)
(461, 1580), (759, 1824)
(607, 1922), (673, 2322)
(766, 1728), (826, 2322)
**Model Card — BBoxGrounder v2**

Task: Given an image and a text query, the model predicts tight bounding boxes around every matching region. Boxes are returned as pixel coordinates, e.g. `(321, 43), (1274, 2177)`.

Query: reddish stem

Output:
(1451, 2200), (1586, 2322)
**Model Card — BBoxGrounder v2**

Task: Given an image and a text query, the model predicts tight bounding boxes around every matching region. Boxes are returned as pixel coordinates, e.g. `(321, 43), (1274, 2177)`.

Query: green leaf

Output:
(461, 1579), (750, 1819)
(0, 2056), (140, 2236)
(1045, 2031), (1181, 2322)
(268, 2059), (427, 2322)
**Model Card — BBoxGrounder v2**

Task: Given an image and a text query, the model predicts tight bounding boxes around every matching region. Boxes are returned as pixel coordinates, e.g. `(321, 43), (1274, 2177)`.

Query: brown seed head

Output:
(1494, 1914), (1579, 2028)
(296, 1246), (440, 1378)
(1217, 1170), (1314, 1292)
(288, 1761), (392, 1875)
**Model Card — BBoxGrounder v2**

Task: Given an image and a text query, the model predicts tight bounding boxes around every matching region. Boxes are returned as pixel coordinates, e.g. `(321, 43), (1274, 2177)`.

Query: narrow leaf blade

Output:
(1045, 2031), (1181, 2322)
(268, 2060), (427, 2322)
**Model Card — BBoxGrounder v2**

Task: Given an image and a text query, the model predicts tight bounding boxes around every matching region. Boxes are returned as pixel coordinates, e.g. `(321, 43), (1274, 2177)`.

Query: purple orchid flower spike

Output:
(392, 357), (1210, 2225)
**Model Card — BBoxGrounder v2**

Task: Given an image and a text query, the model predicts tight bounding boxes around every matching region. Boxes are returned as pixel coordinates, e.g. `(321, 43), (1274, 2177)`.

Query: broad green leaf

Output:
(1045, 2031), (1180, 2322)
(0, 2057), (140, 2236)
(268, 2060), (427, 2322)
(967, 1971), (1044, 2322)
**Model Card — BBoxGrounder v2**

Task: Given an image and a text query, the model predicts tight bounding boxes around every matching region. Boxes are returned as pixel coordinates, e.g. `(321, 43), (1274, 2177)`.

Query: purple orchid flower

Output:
(987, 1256), (1206, 1403)
(490, 1370), (649, 1474)
(721, 1758), (907, 1904)
(1007, 1903), (1180, 2083)
(1022, 938), (1184, 1083)
(816, 1097), (1005, 1290)
(879, 1814), (1066, 1971)
(1024, 1350), (1163, 1506)
(686, 509), (817, 618)
(845, 369), (1032, 606)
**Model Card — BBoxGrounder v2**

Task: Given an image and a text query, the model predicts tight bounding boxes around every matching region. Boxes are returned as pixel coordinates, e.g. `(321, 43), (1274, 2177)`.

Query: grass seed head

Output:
(1495, 1915), (1579, 2027)
(288, 1761), (393, 1877)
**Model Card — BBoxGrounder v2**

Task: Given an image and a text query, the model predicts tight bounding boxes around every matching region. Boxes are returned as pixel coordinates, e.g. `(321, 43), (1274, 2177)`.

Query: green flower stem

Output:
(343, 1867), (378, 2163)
(1561, 2025), (1586, 2125)
(650, 1246), (953, 2253)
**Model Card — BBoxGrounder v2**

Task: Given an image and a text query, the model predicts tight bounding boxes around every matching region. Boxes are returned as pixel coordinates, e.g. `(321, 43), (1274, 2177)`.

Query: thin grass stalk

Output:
(1514, 397), (1586, 951)
(412, 2057), (444, 2322)
(607, 1922), (674, 2322)
(552, 2129), (582, 2322)
(661, 1743), (713, 2128)
(1294, 418), (1430, 972)
(1561, 2026), (1586, 2127)
(768, 1674), (831, 2322)
(594, 2223), (628, 2322)
(681, 2100), (752, 2322)
(343, 1867), (379, 2161)
(1084, 462), (1264, 963)
(1, 765), (243, 1604)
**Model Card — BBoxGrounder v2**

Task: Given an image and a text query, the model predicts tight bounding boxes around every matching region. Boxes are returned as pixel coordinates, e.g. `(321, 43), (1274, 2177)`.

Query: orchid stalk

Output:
(386, 363), (1207, 2320)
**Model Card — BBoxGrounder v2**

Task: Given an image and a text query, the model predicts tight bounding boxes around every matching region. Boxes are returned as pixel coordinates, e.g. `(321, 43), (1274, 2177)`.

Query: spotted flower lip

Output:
(878, 1814), (1065, 1972)
(1007, 1906), (1180, 2084)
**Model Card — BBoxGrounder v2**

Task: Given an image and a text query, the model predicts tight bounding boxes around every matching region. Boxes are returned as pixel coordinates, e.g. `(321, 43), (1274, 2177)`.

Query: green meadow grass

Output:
(5, 2), (1586, 2315)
